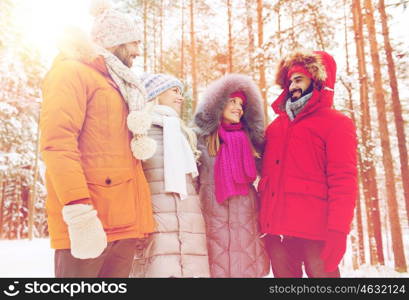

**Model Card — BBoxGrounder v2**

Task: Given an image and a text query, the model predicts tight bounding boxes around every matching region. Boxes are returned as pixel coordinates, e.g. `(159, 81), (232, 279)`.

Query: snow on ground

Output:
(0, 239), (53, 277)
(0, 238), (408, 278)
(342, 264), (409, 278)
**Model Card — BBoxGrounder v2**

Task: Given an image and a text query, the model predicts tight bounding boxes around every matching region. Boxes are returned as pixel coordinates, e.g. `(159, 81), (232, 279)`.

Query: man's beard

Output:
(289, 82), (314, 102)
(113, 45), (135, 68)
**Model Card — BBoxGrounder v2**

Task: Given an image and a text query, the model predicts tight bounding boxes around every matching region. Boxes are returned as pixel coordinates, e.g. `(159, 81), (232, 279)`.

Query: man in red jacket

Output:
(258, 50), (358, 277)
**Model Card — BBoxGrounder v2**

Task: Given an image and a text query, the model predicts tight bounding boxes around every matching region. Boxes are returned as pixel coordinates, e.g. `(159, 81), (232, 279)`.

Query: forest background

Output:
(0, 0), (408, 276)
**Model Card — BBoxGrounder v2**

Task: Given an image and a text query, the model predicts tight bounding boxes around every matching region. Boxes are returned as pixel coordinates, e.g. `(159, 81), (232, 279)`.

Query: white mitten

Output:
(62, 204), (107, 259)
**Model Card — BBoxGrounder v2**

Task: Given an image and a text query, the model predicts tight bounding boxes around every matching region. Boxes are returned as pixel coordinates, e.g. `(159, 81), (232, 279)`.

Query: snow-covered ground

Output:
(342, 264), (409, 278)
(0, 239), (53, 277)
(0, 238), (408, 278)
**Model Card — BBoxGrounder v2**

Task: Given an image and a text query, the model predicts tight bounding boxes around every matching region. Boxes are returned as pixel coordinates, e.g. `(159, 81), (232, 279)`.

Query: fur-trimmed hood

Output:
(194, 74), (265, 151)
(275, 50), (336, 90)
(272, 50), (337, 115)
(53, 27), (100, 66)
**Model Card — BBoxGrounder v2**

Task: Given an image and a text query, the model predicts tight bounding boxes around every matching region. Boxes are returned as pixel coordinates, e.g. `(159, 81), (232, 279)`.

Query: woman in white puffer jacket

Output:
(130, 73), (210, 278)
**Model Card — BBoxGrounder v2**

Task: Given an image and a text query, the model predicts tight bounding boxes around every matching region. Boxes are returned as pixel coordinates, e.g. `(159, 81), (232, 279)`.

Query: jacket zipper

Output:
(268, 96), (312, 230)
(273, 117), (294, 230)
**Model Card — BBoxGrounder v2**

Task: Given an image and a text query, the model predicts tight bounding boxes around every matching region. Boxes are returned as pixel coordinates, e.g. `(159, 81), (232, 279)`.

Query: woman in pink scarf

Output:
(194, 74), (269, 277)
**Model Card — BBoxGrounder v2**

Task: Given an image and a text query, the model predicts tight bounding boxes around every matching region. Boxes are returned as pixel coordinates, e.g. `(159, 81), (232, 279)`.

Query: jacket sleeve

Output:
(196, 136), (206, 190)
(325, 116), (358, 234)
(40, 61), (91, 206)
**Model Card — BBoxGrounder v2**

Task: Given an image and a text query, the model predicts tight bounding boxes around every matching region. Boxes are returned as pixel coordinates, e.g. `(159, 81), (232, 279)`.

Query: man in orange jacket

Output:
(40, 0), (156, 277)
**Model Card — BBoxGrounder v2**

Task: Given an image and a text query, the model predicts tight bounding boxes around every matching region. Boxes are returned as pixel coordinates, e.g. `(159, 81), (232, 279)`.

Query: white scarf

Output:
(98, 47), (156, 160)
(151, 105), (198, 199)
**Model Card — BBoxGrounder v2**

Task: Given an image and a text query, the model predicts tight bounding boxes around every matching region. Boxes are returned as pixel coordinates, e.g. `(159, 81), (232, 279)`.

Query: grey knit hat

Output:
(141, 73), (184, 101)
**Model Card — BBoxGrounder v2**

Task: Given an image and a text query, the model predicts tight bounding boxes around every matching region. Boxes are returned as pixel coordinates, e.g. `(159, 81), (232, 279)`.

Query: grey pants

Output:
(54, 238), (140, 278)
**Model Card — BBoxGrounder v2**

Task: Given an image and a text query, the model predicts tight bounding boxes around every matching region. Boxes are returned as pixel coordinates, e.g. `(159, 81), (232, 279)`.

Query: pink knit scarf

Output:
(214, 122), (257, 203)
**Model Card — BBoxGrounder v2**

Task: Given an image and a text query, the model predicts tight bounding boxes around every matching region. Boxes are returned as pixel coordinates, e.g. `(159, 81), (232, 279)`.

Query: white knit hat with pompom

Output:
(90, 0), (142, 48)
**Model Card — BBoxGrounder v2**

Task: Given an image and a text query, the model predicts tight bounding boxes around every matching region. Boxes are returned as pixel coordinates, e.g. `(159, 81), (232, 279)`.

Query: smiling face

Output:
(289, 72), (313, 101)
(157, 86), (184, 115)
(112, 40), (141, 68)
(222, 97), (244, 124)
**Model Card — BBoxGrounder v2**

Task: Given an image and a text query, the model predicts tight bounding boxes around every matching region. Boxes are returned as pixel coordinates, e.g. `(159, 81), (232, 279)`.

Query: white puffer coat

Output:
(131, 125), (210, 278)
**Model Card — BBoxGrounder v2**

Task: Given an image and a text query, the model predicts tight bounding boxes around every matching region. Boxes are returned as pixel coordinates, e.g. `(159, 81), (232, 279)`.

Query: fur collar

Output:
(56, 27), (100, 64)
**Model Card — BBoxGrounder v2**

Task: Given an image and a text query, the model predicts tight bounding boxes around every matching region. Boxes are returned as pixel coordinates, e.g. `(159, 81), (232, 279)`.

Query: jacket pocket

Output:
(283, 177), (328, 237)
(84, 168), (137, 229)
(284, 177), (327, 200)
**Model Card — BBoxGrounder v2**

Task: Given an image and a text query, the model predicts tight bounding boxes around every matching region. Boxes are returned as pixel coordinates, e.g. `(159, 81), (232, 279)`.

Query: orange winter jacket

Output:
(40, 53), (155, 249)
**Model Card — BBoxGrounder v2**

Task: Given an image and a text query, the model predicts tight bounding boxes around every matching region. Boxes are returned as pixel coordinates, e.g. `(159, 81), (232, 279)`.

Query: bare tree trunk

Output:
(276, 2), (282, 58)
(180, 0), (185, 79)
(28, 110), (41, 240)
(379, 0), (409, 226)
(143, 0), (147, 72)
(311, 5), (326, 50)
(0, 173), (4, 239)
(190, 0), (198, 112)
(257, 0), (267, 125)
(245, 0), (255, 75)
(227, 0), (233, 73)
(363, 0), (407, 272)
(342, 75), (366, 266)
(180, 0), (188, 122)
(351, 0), (384, 265)
(289, 1), (296, 49)
(351, 236), (359, 270)
(159, 0), (164, 73)
(153, 6), (157, 73)
(342, 1), (365, 266)
(355, 182), (366, 266)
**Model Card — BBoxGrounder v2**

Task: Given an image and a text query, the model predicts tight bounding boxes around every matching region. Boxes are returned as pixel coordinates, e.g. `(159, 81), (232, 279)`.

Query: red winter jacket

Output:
(258, 51), (358, 240)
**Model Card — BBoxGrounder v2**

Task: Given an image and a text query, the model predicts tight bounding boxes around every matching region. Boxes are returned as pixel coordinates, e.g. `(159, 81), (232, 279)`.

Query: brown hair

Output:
(206, 128), (260, 158)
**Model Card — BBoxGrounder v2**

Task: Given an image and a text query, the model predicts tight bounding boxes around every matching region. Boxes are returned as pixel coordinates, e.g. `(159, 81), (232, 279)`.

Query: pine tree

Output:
(143, 0), (148, 72)
(378, 0), (409, 226)
(363, 0), (407, 272)
(245, 0), (255, 75)
(190, 0), (198, 112)
(227, 0), (233, 73)
(351, 0), (384, 265)
(180, 0), (186, 79)
(340, 0), (366, 267)
(0, 0), (47, 239)
(257, 0), (267, 125)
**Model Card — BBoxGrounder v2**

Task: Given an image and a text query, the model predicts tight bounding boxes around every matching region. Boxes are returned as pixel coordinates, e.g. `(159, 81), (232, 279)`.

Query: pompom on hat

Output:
(90, 0), (142, 49)
(141, 73), (184, 101)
